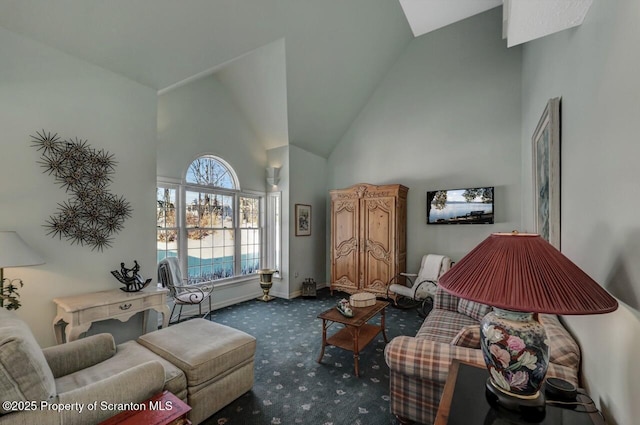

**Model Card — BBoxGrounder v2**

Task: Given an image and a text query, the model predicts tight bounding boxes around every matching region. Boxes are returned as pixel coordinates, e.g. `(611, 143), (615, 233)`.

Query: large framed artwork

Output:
(295, 204), (311, 236)
(532, 97), (561, 249)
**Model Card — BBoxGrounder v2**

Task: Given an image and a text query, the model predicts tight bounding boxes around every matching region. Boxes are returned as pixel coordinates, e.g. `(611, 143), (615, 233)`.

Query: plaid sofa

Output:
(384, 286), (581, 425)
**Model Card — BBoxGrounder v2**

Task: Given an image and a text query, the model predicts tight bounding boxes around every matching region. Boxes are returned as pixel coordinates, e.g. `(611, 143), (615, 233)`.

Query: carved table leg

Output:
(66, 322), (92, 343)
(381, 307), (389, 343)
(353, 327), (360, 377)
(317, 319), (327, 363)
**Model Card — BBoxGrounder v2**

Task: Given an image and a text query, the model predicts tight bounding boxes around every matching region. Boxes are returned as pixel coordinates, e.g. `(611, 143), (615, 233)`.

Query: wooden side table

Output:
(53, 287), (171, 343)
(317, 300), (389, 377)
(99, 391), (191, 425)
(436, 360), (606, 425)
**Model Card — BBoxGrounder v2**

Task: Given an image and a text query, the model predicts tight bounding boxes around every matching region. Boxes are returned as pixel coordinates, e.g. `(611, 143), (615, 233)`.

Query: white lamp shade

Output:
(0, 231), (45, 268)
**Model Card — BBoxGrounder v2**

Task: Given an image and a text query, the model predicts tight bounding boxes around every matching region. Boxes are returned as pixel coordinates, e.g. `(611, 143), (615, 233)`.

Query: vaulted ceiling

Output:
(0, 0), (592, 158)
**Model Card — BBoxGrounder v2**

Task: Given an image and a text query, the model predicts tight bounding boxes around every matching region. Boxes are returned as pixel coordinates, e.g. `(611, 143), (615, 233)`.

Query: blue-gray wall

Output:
(328, 8), (522, 272)
(521, 2), (640, 423)
(0, 26), (157, 346)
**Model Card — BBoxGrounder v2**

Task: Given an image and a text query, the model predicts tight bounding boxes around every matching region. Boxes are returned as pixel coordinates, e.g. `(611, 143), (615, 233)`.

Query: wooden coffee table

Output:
(317, 300), (389, 377)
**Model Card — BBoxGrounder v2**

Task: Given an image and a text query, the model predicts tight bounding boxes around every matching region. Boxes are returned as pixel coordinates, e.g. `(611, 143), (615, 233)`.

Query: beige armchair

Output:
(0, 305), (256, 425)
(0, 309), (165, 425)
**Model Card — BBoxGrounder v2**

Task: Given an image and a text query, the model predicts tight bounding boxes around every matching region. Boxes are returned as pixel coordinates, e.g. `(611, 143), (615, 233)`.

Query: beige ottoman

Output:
(137, 318), (256, 425)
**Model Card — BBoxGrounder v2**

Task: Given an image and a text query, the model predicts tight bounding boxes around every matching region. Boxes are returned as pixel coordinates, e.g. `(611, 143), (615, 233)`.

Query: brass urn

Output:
(256, 269), (278, 302)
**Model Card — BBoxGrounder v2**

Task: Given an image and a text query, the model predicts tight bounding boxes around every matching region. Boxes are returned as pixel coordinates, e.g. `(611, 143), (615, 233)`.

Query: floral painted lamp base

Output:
(480, 308), (548, 414)
(485, 377), (545, 419)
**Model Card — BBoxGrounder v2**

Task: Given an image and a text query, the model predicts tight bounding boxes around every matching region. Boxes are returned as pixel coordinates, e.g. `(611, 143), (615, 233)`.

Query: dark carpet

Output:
(201, 288), (423, 425)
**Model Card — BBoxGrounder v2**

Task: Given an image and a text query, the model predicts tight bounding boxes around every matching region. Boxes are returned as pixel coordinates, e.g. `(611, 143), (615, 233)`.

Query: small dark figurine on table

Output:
(111, 260), (152, 292)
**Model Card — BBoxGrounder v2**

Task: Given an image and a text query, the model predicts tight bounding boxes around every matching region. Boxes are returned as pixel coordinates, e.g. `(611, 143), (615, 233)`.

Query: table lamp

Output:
(438, 232), (617, 414)
(0, 231), (45, 310)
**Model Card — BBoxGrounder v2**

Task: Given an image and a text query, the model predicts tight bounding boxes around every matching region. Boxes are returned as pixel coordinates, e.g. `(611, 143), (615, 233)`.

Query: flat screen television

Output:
(426, 187), (494, 224)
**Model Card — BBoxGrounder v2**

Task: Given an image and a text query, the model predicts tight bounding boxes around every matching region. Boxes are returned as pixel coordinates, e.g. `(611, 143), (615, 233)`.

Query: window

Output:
(239, 196), (261, 275)
(185, 156), (237, 188)
(157, 187), (178, 261)
(266, 192), (281, 275)
(157, 155), (265, 284)
(185, 189), (235, 281)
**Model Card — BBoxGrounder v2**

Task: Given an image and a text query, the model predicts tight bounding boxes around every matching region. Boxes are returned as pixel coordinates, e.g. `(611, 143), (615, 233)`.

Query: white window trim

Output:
(157, 181), (266, 285)
(266, 191), (282, 278)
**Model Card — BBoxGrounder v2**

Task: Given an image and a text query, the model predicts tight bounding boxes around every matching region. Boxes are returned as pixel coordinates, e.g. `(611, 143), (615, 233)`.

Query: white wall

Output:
(157, 75), (266, 190)
(0, 27), (157, 347)
(157, 74), (269, 305)
(216, 39), (289, 151)
(521, 1), (640, 424)
(289, 145), (327, 294)
(328, 8), (522, 271)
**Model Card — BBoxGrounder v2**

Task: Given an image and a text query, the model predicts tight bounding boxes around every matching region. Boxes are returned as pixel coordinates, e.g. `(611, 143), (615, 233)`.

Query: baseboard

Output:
(160, 281), (332, 324)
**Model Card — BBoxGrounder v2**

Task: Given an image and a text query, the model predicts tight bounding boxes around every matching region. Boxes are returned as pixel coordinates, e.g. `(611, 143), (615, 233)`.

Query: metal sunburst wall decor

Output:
(30, 130), (132, 251)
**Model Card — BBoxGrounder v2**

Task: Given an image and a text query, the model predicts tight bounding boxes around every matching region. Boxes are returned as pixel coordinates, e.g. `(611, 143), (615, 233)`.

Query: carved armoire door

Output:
(330, 195), (359, 293)
(360, 194), (396, 295)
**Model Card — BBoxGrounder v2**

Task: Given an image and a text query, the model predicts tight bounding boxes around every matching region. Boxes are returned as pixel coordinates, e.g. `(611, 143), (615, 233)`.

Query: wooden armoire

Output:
(330, 183), (408, 298)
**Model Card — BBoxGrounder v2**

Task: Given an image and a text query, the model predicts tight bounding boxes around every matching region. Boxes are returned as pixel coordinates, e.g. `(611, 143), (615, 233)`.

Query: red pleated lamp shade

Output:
(438, 232), (618, 315)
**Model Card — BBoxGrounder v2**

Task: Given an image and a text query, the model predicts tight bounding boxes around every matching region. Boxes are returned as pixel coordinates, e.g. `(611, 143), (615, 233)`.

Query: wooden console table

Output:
(53, 287), (171, 344)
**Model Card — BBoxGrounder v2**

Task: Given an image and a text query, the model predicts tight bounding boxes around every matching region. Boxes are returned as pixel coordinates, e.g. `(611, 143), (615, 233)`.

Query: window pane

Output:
(185, 156), (236, 189)
(266, 192), (281, 275)
(240, 197), (259, 228)
(241, 228), (260, 275)
(157, 230), (178, 262)
(186, 192), (197, 228)
(187, 225), (235, 283)
(240, 196), (260, 275)
(187, 230), (203, 283)
(157, 187), (177, 228)
(211, 194), (234, 228)
(157, 186), (178, 262)
(274, 196), (280, 272)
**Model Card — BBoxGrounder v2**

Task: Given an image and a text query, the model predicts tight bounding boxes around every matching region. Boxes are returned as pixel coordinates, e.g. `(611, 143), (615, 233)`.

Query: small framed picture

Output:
(295, 204), (311, 236)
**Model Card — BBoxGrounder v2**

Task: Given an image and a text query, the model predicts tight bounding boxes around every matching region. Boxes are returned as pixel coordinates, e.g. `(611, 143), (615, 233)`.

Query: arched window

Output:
(157, 155), (263, 284)
(185, 155), (239, 189)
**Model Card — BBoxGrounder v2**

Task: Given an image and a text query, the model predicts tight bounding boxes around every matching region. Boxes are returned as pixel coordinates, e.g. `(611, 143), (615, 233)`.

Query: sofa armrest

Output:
(42, 333), (116, 378)
(0, 361), (164, 425)
(58, 360), (165, 425)
(384, 336), (484, 382)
